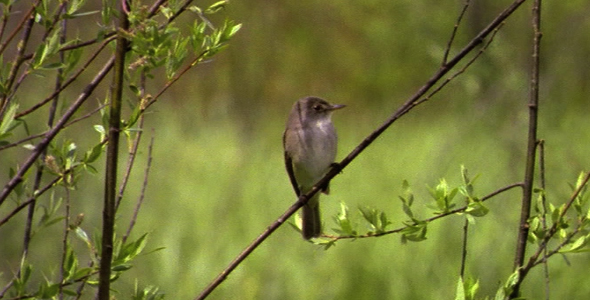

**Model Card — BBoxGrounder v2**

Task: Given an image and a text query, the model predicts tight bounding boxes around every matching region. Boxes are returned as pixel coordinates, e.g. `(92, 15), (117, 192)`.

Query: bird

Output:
(283, 96), (345, 239)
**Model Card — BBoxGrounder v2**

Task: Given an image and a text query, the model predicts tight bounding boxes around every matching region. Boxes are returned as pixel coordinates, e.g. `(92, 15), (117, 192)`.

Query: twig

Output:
(116, 73), (147, 211)
(0, 1), (12, 44)
(0, 104), (106, 152)
(510, 0), (542, 297)
(0, 2), (36, 55)
(537, 140), (549, 300)
(123, 131), (155, 244)
(15, 36), (115, 119)
(58, 186), (71, 300)
(442, 0), (471, 65)
(415, 22), (505, 107)
(0, 170), (69, 228)
(0, 0), (38, 119)
(0, 174), (62, 298)
(460, 218), (469, 278)
(145, 49), (210, 111)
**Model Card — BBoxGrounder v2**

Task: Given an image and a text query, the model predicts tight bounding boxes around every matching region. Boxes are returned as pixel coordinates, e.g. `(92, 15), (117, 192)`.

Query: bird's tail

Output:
(301, 194), (322, 240)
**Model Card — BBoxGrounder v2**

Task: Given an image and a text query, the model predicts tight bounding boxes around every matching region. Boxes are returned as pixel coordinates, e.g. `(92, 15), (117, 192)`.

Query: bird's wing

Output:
(284, 133), (301, 196)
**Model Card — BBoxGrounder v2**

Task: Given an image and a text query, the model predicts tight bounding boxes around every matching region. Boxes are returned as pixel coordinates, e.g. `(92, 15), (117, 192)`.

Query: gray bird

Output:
(283, 96), (345, 239)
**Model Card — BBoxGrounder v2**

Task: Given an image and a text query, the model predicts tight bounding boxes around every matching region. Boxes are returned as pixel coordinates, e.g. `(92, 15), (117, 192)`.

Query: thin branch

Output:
(15, 36), (115, 119)
(58, 186), (71, 300)
(416, 22), (505, 107)
(123, 131), (155, 244)
(0, 1), (12, 43)
(530, 221), (583, 268)
(460, 218), (469, 278)
(0, 1), (38, 119)
(326, 182), (523, 241)
(537, 140), (549, 300)
(0, 2), (36, 55)
(0, 173), (63, 297)
(0, 104), (106, 152)
(0, 171), (69, 228)
(116, 73), (147, 211)
(510, 0), (542, 297)
(145, 49), (210, 111)
(517, 172), (590, 279)
(442, 0), (471, 65)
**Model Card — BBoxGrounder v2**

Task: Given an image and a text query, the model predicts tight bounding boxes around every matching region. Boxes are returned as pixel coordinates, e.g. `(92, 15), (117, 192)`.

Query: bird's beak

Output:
(329, 104), (346, 111)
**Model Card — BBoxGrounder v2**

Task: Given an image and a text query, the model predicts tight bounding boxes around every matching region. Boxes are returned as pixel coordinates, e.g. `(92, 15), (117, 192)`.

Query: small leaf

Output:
(0, 102), (18, 137)
(455, 277), (465, 300)
(84, 143), (104, 164)
(204, 0), (226, 14)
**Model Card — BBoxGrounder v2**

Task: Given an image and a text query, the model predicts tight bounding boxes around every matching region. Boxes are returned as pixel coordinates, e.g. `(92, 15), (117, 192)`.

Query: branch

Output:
(442, 0), (471, 65)
(97, 1), (129, 298)
(510, 0), (542, 297)
(123, 131), (155, 244)
(326, 182), (523, 240)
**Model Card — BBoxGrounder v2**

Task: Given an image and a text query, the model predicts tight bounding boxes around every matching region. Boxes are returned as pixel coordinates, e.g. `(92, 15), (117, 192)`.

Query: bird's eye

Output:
(312, 105), (322, 111)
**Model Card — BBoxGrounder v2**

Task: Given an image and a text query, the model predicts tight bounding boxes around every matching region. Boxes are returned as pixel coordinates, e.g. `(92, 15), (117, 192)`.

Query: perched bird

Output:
(283, 96), (345, 239)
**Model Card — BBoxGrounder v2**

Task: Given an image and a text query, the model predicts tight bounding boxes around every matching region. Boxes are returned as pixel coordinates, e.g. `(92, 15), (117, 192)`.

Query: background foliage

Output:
(1, 0), (589, 299)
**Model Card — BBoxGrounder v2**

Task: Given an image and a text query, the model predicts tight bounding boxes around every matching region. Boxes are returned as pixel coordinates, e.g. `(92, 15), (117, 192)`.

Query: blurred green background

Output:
(2, 0), (590, 299)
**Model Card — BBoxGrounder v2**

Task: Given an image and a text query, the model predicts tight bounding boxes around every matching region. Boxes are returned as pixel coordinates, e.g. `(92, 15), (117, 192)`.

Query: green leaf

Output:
(84, 143), (104, 164)
(73, 267), (93, 280)
(114, 233), (149, 265)
(63, 244), (78, 281)
(454, 276), (480, 300)
(400, 221), (428, 243)
(204, 0), (227, 14)
(37, 281), (60, 298)
(561, 234), (590, 253)
(0, 102), (18, 139)
(496, 269), (520, 300)
(332, 202), (357, 236)
(358, 206), (390, 234)
(465, 201), (489, 217)
(75, 227), (92, 247)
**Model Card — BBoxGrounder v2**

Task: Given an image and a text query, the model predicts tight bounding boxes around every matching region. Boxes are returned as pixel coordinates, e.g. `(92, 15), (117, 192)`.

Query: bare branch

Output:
(510, 0), (543, 297)
(442, 0), (471, 65)
(123, 131), (155, 244)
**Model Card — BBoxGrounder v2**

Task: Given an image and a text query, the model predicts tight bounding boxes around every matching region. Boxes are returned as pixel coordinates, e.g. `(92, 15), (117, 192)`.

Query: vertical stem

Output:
(510, 0), (542, 298)
(537, 140), (550, 300)
(460, 218), (469, 278)
(97, 1), (129, 299)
